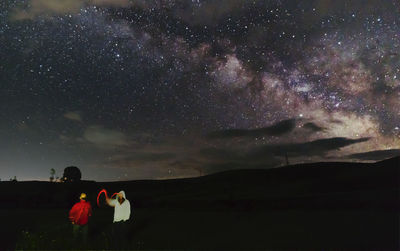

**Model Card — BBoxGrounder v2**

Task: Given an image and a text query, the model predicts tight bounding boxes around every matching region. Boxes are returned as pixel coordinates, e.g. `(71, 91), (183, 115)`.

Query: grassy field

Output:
(2, 207), (398, 250)
(1, 157), (399, 250)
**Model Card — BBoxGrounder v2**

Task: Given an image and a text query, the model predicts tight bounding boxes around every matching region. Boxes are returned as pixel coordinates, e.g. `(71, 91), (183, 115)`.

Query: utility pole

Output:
(285, 152), (289, 166)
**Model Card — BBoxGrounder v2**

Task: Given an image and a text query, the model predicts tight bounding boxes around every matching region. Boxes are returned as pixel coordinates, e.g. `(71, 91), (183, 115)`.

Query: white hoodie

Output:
(109, 190), (131, 223)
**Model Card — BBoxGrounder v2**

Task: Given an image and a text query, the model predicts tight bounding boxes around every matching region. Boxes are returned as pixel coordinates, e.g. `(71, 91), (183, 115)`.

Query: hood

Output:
(118, 190), (126, 199)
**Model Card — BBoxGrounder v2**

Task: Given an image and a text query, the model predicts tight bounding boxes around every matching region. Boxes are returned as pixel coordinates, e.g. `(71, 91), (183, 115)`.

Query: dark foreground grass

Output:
(2, 207), (398, 250)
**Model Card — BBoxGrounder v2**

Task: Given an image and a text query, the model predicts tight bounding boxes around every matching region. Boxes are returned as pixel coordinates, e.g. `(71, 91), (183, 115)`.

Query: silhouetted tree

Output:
(10, 176), (17, 182)
(50, 168), (55, 182)
(62, 166), (81, 182)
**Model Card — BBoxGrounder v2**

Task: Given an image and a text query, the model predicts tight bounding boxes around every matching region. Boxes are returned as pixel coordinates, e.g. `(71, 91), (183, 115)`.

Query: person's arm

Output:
(69, 204), (77, 224)
(106, 198), (115, 207)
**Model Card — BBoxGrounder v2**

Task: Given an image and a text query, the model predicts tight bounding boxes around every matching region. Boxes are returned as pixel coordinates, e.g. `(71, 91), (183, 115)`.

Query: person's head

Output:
(117, 191), (126, 203)
(79, 193), (87, 201)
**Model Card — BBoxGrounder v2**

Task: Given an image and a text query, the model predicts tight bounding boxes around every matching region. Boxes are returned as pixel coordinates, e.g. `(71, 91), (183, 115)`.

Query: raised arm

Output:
(106, 197), (115, 207)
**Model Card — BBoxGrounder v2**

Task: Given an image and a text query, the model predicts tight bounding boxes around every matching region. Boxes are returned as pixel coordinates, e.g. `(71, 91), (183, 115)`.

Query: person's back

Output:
(69, 193), (92, 246)
(69, 200), (92, 225)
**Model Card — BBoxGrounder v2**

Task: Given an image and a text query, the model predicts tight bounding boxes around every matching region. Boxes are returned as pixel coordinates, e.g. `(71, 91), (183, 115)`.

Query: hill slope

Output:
(1, 156), (398, 210)
(1, 157), (398, 250)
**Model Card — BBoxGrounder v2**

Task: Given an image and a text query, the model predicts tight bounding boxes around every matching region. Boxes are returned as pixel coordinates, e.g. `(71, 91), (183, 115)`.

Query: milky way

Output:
(1, 0), (399, 181)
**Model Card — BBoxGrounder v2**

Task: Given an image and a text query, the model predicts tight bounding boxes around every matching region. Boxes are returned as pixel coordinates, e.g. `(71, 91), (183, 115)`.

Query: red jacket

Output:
(69, 200), (92, 225)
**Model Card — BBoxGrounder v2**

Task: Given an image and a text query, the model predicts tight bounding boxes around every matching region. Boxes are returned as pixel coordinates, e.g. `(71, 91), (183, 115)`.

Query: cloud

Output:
(90, 0), (132, 7)
(83, 125), (128, 148)
(63, 111), (82, 122)
(309, 0), (395, 17)
(199, 147), (245, 162)
(198, 145), (282, 174)
(175, 0), (396, 27)
(92, 135), (204, 177)
(249, 137), (370, 159)
(347, 149), (400, 161)
(17, 122), (30, 131)
(175, 0), (283, 26)
(174, 0), (244, 25)
(108, 152), (176, 165)
(199, 136), (370, 174)
(207, 119), (296, 139)
(11, 0), (133, 20)
(11, 0), (83, 20)
(303, 122), (325, 132)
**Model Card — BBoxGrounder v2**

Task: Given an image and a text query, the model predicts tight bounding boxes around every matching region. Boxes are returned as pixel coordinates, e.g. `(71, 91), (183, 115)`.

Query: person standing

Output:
(69, 193), (92, 245)
(106, 190), (131, 249)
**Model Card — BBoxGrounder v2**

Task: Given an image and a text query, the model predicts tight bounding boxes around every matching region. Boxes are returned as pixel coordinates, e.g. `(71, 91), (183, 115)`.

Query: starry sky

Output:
(1, 0), (400, 181)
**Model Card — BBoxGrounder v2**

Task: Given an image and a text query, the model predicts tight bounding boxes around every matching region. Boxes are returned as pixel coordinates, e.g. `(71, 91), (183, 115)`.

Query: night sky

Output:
(1, 0), (400, 181)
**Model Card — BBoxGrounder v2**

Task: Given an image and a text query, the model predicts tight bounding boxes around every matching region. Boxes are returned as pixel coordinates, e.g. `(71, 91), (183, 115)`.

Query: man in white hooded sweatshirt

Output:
(106, 190), (131, 249)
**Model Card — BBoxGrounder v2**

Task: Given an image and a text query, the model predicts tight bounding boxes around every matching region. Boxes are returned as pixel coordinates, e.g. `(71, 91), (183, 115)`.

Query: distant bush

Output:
(62, 166), (81, 182)
(50, 168), (55, 182)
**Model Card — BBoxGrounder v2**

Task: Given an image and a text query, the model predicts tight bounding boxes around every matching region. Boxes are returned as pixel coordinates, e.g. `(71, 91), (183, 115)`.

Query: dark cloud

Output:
(199, 137), (370, 172)
(347, 149), (400, 161)
(303, 122), (325, 132)
(249, 137), (371, 158)
(206, 119), (296, 139)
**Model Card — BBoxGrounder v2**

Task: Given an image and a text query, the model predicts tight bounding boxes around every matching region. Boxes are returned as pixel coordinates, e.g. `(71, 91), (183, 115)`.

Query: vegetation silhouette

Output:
(50, 168), (55, 182)
(0, 156), (398, 250)
(62, 166), (82, 182)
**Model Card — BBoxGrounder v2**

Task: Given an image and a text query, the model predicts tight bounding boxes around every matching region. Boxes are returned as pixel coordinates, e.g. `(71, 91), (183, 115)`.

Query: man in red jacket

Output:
(69, 193), (92, 244)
